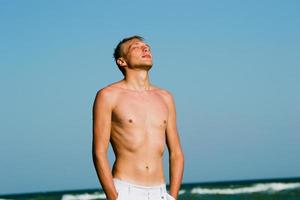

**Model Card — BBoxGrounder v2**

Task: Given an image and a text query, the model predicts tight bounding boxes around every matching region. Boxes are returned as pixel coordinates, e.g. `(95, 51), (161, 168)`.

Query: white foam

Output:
(178, 189), (186, 195)
(191, 182), (300, 195)
(61, 190), (186, 200)
(61, 192), (106, 200)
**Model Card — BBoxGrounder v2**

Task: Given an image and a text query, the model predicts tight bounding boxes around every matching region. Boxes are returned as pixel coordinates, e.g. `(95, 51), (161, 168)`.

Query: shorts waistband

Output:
(113, 178), (166, 190)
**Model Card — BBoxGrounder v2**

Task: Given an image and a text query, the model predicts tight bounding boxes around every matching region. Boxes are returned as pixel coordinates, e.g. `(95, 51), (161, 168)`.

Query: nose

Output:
(142, 45), (150, 53)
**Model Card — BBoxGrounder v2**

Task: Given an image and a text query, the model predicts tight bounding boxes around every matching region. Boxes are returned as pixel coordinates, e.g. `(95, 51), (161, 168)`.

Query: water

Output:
(1, 177), (300, 200)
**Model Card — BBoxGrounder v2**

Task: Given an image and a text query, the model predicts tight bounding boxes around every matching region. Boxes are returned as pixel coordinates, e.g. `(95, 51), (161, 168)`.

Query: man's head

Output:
(113, 35), (153, 76)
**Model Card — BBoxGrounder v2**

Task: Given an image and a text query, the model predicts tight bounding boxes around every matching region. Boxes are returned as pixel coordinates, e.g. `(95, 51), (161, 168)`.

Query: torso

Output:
(107, 82), (169, 186)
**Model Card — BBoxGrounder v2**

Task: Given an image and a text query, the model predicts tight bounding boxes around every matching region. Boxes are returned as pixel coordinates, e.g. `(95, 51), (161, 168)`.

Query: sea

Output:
(1, 177), (300, 200)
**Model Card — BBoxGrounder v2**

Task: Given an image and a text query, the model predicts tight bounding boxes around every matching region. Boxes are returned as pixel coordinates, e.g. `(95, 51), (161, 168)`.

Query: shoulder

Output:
(95, 81), (124, 97)
(95, 85), (115, 99)
(152, 85), (174, 104)
(94, 83), (122, 107)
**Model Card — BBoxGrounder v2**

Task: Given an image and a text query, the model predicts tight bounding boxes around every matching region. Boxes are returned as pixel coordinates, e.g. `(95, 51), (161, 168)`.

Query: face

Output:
(119, 39), (153, 71)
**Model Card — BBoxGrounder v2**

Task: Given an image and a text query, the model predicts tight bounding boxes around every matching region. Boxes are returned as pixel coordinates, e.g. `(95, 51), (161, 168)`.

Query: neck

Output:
(124, 69), (151, 91)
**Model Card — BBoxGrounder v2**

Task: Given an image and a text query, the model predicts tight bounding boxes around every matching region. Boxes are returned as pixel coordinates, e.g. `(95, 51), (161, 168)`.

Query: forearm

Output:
(169, 151), (184, 200)
(92, 153), (118, 200)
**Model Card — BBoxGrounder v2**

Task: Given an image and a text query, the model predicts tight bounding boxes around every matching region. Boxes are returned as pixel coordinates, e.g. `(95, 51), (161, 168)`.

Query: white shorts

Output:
(113, 178), (175, 200)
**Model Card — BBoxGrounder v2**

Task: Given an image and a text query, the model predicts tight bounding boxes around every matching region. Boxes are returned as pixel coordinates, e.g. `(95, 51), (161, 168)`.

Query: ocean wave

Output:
(61, 190), (186, 200)
(178, 189), (186, 195)
(191, 182), (300, 195)
(61, 192), (106, 200)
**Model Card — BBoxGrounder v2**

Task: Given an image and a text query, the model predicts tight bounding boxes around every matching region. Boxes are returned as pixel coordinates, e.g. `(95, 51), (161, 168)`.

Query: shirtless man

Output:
(92, 36), (184, 200)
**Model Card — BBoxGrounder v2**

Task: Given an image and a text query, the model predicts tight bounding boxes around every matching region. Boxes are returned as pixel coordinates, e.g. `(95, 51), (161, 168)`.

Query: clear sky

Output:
(0, 0), (300, 195)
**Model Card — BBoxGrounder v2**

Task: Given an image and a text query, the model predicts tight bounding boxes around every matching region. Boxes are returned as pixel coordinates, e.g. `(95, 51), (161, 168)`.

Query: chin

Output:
(134, 63), (153, 71)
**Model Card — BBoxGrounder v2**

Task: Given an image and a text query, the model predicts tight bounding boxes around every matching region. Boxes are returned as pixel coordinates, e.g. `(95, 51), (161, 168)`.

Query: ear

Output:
(117, 57), (127, 67)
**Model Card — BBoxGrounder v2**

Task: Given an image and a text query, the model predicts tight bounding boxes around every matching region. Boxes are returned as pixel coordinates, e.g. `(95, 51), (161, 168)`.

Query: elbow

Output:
(179, 151), (185, 163)
(92, 151), (98, 163)
(170, 150), (184, 162)
(92, 151), (98, 160)
(92, 150), (106, 161)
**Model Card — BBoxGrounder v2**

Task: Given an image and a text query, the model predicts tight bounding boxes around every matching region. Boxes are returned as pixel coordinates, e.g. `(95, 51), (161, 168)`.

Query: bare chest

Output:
(112, 92), (168, 128)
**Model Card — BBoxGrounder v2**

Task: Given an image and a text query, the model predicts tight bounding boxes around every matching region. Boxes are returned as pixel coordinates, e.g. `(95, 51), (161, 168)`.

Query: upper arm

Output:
(164, 91), (182, 155)
(92, 88), (114, 156)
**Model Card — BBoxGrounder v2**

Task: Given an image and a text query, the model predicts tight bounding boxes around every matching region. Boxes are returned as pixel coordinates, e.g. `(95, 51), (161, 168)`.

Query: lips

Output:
(142, 54), (152, 59)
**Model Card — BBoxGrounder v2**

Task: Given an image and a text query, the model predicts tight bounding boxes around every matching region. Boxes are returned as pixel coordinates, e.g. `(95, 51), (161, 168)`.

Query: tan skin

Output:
(92, 39), (184, 200)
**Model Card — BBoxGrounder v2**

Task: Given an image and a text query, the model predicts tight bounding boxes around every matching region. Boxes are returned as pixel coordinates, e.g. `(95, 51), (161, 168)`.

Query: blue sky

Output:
(0, 0), (300, 195)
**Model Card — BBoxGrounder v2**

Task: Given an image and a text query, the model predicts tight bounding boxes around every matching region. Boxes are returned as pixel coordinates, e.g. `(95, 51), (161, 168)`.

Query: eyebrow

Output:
(128, 42), (150, 50)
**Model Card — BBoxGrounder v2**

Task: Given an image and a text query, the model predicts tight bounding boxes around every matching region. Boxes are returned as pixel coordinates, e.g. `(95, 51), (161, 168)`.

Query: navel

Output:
(129, 119), (133, 123)
(145, 166), (149, 170)
(163, 120), (167, 124)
